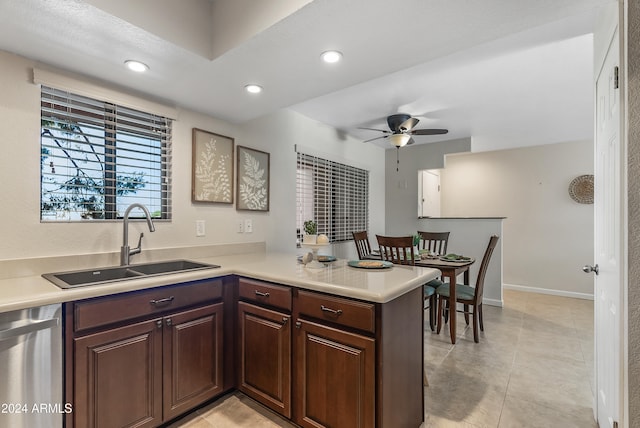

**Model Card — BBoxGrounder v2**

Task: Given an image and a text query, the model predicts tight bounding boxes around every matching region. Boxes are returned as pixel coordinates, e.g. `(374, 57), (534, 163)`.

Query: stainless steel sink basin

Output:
(42, 260), (221, 289)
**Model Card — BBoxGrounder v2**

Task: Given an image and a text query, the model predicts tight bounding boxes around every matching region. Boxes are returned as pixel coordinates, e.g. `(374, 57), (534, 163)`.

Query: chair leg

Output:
(429, 295), (436, 331)
(472, 305), (479, 343)
(479, 303), (484, 331)
(464, 304), (470, 325)
(443, 300), (449, 323)
(436, 297), (443, 334)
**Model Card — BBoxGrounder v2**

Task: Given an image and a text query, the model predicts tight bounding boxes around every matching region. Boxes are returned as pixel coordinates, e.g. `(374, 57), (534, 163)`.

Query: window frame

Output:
(296, 151), (369, 245)
(40, 86), (172, 222)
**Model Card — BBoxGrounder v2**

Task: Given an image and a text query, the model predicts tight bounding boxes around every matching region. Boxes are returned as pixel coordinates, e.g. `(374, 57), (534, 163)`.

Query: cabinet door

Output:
(238, 301), (291, 417)
(294, 319), (375, 428)
(162, 303), (224, 422)
(74, 318), (163, 428)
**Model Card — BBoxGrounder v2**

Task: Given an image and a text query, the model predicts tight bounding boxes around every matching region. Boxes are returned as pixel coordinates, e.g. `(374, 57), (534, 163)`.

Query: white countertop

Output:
(0, 252), (440, 312)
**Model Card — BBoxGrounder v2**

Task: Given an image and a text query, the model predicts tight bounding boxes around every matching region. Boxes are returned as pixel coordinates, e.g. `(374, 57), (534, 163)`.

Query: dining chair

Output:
(376, 235), (415, 265)
(418, 231), (450, 256)
(376, 235), (440, 331)
(435, 235), (499, 343)
(352, 231), (376, 260)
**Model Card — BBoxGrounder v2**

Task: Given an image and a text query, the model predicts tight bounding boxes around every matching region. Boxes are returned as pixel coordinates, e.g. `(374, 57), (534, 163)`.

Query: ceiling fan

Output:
(359, 113), (448, 171)
(359, 113), (448, 147)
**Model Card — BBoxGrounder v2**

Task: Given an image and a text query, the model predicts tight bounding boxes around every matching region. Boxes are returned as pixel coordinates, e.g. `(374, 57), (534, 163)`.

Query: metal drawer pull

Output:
(320, 305), (343, 316)
(149, 296), (174, 307)
(254, 290), (270, 298)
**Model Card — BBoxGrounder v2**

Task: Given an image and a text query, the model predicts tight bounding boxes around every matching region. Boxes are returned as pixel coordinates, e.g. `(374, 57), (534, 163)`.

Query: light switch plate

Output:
(196, 220), (206, 237)
(245, 219), (253, 233)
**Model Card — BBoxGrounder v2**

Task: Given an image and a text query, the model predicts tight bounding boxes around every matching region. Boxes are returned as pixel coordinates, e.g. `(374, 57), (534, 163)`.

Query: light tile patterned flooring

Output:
(169, 290), (596, 427)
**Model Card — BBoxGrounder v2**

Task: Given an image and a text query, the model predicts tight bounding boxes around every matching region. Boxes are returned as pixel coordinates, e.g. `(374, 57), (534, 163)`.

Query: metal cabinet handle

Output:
(165, 318), (172, 327)
(295, 321), (301, 329)
(156, 320), (163, 329)
(254, 290), (270, 298)
(150, 296), (174, 307)
(282, 317), (289, 325)
(320, 305), (343, 316)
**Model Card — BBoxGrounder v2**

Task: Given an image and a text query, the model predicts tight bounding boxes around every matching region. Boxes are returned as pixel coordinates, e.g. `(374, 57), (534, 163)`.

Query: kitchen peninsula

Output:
(0, 249), (440, 428)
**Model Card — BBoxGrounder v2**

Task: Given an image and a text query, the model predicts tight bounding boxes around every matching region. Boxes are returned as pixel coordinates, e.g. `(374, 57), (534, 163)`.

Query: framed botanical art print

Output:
(192, 128), (234, 204)
(236, 146), (270, 211)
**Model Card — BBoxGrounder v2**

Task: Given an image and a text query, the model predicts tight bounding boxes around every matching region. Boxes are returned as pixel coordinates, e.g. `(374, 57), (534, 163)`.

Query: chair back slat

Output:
(352, 231), (372, 259)
(376, 235), (415, 265)
(418, 231), (450, 255)
(473, 235), (499, 303)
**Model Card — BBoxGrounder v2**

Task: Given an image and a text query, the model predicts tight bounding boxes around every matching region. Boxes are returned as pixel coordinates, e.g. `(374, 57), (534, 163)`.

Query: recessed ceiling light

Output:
(245, 84), (263, 94)
(124, 60), (149, 73)
(321, 50), (343, 64)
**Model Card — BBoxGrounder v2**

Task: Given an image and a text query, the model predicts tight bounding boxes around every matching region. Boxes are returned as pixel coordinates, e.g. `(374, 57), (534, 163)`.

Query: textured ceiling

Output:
(0, 0), (611, 151)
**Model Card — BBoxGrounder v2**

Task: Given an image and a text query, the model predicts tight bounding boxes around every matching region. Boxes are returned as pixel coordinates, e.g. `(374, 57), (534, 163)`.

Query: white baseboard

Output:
(503, 283), (594, 300)
(482, 297), (503, 308)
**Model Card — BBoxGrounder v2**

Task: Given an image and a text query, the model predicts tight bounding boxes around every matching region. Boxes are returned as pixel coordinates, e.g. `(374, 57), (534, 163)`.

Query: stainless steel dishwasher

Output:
(0, 303), (63, 428)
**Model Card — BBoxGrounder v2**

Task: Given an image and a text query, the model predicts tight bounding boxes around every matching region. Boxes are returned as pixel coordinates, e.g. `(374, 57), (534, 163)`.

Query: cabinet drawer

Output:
(74, 279), (223, 332)
(296, 290), (375, 334)
(238, 278), (292, 312)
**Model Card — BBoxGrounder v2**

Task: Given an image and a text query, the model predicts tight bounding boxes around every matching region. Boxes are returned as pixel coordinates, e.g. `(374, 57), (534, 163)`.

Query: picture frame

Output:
(192, 128), (234, 204)
(236, 146), (270, 211)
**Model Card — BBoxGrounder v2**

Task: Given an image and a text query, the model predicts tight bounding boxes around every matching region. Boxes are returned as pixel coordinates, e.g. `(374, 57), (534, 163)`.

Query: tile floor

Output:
(168, 289), (596, 428)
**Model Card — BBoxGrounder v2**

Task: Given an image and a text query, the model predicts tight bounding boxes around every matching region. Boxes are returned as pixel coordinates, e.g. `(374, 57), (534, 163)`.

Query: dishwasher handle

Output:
(0, 318), (59, 341)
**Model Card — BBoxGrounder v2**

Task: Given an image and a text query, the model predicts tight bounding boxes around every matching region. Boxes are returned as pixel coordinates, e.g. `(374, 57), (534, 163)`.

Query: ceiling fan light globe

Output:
(389, 134), (411, 147)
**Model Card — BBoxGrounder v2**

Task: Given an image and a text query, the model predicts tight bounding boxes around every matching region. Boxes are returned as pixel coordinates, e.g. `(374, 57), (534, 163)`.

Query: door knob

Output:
(582, 264), (599, 275)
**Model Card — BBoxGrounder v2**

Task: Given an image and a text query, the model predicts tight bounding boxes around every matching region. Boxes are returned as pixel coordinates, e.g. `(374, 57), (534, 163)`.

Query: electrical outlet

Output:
(237, 220), (244, 233)
(245, 219), (253, 233)
(196, 220), (206, 237)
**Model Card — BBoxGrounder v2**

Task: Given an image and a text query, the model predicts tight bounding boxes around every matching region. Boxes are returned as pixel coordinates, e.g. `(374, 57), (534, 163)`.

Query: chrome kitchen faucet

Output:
(120, 203), (155, 266)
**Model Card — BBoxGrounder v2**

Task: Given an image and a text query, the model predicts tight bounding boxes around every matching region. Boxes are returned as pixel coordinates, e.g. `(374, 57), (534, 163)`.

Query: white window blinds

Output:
(296, 152), (369, 243)
(40, 86), (172, 221)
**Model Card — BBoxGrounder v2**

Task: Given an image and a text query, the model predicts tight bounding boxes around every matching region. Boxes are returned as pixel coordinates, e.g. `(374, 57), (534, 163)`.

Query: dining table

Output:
(415, 257), (475, 344)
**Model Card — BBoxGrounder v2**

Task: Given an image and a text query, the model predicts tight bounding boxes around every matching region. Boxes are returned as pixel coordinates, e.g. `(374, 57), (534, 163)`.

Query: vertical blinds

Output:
(40, 86), (172, 221)
(296, 152), (369, 243)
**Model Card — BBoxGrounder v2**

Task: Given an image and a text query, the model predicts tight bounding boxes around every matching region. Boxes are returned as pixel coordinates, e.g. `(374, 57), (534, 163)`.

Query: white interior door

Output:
(420, 170), (440, 217)
(593, 23), (623, 428)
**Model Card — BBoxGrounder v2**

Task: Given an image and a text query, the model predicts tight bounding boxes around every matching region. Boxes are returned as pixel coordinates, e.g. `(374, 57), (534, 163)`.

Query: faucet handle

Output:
(136, 233), (144, 250)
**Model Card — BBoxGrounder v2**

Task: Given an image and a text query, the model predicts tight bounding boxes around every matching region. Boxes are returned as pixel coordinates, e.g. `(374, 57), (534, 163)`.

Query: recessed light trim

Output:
(124, 60), (149, 72)
(245, 84), (263, 94)
(321, 50), (343, 64)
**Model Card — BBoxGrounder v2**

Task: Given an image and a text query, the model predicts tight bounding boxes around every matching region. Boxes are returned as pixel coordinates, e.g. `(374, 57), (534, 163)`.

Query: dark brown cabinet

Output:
(294, 318), (375, 428)
(237, 301), (291, 417)
(65, 275), (424, 428)
(162, 303), (224, 421)
(73, 317), (163, 428)
(237, 278), (292, 417)
(66, 279), (225, 428)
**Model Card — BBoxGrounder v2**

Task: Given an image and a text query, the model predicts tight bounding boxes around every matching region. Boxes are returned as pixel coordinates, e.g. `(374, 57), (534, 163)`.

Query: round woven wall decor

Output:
(568, 174), (594, 204)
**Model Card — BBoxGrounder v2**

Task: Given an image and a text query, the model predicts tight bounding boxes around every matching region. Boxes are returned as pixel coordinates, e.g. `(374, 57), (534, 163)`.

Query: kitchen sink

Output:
(42, 260), (221, 289)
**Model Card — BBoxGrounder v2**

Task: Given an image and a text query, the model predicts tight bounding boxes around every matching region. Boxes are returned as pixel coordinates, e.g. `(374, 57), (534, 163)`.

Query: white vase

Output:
(303, 234), (317, 244)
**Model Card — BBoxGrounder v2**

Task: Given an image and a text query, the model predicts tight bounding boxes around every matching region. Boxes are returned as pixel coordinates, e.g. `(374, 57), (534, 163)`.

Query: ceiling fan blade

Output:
(406, 137), (416, 145)
(358, 127), (391, 134)
(399, 117), (419, 132)
(363, 135), (389, 143)
(410, 128), (449, 136)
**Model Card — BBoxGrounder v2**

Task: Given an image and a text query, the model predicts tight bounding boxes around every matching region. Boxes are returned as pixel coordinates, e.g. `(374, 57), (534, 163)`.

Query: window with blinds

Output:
(296, 152), (369, 244)
(40, 86), (172, 221)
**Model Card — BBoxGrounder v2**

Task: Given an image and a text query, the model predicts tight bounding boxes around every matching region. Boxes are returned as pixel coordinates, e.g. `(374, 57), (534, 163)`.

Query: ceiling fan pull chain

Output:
(396, 147), (400, 172)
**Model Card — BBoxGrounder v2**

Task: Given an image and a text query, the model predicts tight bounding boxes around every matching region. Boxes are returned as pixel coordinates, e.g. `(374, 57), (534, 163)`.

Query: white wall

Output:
(384, 138), (472, 236)
(440, 141), (594, 297)
(0, 50), (385, 261)
(240, 110), (386, 259)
